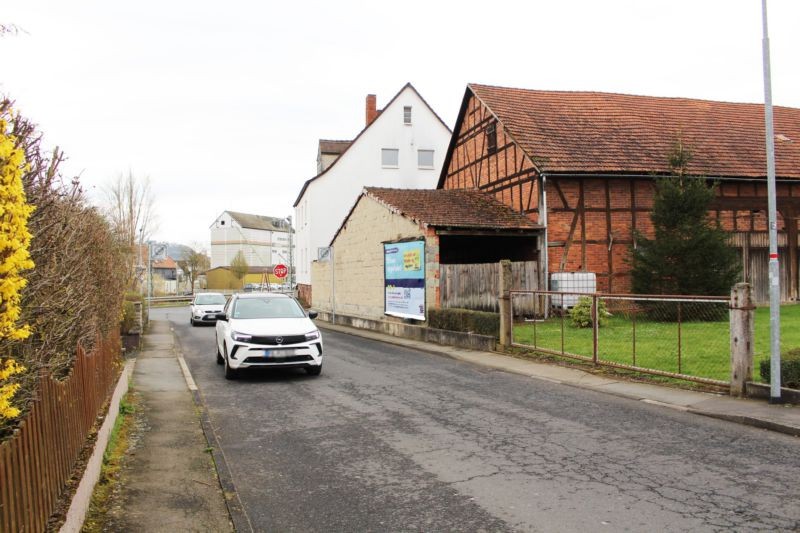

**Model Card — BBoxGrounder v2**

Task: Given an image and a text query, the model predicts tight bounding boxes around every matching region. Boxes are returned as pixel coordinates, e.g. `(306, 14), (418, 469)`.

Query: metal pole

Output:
(331, 247), (336, 325)
(762, 0), (782, 402)
(147, 242), (152, 319)
(287, 216), (293, 288)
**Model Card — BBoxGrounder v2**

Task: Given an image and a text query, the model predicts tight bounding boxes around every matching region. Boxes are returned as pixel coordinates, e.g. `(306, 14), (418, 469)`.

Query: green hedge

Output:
(428, 308), (499, 338)
(759, 348), (800, 389)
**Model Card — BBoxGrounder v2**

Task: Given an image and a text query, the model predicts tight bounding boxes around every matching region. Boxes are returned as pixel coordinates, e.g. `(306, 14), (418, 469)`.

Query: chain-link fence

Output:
(510, 290), (731, 386)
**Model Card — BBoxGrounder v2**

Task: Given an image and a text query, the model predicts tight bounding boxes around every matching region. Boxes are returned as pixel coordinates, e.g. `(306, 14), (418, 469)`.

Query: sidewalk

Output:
(319, 321), (800, 437)
(109, 320), (232, 532)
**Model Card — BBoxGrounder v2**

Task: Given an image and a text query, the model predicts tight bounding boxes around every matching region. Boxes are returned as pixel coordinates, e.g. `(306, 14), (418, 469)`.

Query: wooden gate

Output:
(440, 261), (538, 312)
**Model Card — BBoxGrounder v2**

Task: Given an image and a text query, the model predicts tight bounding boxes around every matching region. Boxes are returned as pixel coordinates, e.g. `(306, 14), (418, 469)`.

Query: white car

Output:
(214, 293), (322, 380)
(190, 292), (228, 326)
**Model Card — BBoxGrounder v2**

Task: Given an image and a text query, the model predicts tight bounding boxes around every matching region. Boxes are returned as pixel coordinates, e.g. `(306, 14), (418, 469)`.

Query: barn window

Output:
(487, 122), (497, 154)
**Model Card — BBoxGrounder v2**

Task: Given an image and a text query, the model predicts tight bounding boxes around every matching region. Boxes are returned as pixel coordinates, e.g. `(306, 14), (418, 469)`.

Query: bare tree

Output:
(178, 247), (211, 294)
(103, 171), (157, 288)
(104, 171), (157, 246)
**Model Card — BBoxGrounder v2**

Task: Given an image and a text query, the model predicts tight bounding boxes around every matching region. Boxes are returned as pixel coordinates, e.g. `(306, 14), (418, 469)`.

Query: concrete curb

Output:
(318, 321), (800, 438)
(59, 359), (135, 533)
(191, 389), (254, 533)
(172, 331), (254, 533)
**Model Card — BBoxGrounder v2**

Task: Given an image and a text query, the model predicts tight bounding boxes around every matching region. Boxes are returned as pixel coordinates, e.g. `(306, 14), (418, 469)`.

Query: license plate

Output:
(263, 349), (300, 358)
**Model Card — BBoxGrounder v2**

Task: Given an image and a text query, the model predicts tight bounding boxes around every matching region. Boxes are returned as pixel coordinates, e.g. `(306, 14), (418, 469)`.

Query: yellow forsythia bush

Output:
(0, 110), (33, 419)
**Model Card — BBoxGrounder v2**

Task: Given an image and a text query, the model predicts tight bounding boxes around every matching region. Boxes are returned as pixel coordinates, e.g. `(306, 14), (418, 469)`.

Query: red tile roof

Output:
(318, 139), (352, 155)
(153, 256), (178, 269)
(364, 187), (541, 230)
(469, 83), (800, 179)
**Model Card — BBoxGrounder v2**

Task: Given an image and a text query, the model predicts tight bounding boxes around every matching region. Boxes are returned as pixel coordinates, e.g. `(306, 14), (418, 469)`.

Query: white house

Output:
(210, 211), (293, 269)
(293, 83), (452, 300)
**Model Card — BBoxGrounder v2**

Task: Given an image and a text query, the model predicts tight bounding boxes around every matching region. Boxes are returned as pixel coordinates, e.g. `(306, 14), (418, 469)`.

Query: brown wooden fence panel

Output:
(440, 261), (539, 313)
(0, 332), (121, 532)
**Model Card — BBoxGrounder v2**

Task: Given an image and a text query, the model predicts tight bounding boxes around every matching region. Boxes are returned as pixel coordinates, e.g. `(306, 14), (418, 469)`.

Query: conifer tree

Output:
(630, 141), (740, 297)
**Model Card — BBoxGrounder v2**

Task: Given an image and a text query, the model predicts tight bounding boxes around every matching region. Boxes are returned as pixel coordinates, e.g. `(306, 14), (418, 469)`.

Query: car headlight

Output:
(304, 330), (320, 341)
(232, 331), (252, 342)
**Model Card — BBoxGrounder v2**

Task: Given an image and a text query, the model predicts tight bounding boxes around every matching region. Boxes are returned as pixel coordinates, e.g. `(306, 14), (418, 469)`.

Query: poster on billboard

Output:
(384, 240), (425, 320)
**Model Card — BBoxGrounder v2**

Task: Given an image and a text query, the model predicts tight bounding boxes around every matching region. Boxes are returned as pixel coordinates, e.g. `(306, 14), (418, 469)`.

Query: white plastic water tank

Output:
(550, 272), (596, 309)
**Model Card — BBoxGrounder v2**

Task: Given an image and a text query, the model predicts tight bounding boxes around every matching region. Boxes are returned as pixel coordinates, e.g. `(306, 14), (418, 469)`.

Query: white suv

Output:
(214, 293), (322, 379)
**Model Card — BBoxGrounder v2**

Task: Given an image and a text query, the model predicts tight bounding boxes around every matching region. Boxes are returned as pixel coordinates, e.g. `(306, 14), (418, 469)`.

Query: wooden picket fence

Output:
(0, 332), (121, 532)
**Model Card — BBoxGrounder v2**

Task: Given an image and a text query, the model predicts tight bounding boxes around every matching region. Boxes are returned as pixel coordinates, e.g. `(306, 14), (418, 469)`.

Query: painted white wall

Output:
(295, 86), (451, 285)
(209, 211), (292, 268)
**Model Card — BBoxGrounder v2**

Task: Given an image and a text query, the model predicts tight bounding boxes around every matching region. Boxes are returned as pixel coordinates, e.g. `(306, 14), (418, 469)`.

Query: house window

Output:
(418, 149), (434, 169)
(381, 148), (399, 168)
(487, 122), (497, 154)
(403, 106), (412, 124)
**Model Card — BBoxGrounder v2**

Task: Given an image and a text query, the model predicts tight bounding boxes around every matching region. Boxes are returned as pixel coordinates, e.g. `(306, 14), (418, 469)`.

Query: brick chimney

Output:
(365, 94), (378, 126)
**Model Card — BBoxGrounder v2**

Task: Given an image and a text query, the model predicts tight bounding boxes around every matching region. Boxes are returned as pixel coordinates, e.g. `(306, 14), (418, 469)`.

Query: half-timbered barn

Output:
(438, 84), (800, 302)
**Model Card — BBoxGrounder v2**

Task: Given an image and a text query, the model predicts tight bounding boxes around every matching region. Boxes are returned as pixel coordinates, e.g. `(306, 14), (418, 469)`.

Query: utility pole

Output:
(287, 215), (294, 288)
(761, 0), (782, 402)
(147, 241), (152, 318)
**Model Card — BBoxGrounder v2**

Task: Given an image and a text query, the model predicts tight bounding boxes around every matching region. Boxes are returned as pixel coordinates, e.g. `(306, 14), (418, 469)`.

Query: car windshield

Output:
(195, 294), (226, 305)
(232, 297), (306, 319)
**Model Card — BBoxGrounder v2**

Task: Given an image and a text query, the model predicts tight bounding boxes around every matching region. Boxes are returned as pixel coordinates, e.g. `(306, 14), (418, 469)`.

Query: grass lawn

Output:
(513, 303), (800, 383)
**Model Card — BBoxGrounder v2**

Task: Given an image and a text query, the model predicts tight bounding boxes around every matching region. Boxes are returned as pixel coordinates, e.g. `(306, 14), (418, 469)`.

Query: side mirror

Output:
(308, 310), (319, 319)
(215, 313), (228, 321)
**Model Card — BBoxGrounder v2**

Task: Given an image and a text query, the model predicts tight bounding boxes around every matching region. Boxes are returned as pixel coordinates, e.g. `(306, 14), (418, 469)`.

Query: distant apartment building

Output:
(293, 83), (452, 302)
(210, 211), (293, 269)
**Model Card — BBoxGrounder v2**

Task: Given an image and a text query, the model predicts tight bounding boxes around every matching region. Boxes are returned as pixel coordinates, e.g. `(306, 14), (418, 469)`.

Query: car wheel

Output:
(190, 317), (196, 327)
(223, 347), (238, 380)
(305, 364), (322, 376)
(216, 337), (223, 365)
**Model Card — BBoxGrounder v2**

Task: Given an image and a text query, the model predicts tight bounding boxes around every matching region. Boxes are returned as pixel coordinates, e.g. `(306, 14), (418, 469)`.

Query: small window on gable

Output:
(418, 149), (434, 169)
(403, 106), (412, 124)
(381, 148), (399, 168)
(487, 122), (497, 154)
(220, 220), (226, 226)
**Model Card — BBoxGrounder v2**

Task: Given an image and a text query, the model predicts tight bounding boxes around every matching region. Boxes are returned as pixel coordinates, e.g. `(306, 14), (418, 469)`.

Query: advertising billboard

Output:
(384, 240), (425, 320)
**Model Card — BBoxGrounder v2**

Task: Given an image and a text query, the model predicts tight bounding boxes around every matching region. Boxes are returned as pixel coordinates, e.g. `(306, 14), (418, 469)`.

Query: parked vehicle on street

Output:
(190, 292), (227, 326)
(215, 293), (322, 379)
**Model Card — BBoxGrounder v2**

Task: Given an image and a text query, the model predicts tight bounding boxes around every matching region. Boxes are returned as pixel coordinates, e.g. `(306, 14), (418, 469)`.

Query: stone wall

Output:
(311, 195), (439, 321)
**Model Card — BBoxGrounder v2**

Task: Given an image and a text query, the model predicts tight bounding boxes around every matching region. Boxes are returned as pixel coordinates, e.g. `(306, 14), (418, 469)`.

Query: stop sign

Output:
(274, 264), (288, 279)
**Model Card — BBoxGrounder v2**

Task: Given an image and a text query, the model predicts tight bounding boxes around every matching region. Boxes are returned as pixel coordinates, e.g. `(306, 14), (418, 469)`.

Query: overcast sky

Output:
(3, 0), (799, 250)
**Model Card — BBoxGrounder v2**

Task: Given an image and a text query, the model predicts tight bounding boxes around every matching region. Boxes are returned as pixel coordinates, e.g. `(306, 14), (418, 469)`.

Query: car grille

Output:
(243, 354), (313, 364)
(247, 334), (307, 346)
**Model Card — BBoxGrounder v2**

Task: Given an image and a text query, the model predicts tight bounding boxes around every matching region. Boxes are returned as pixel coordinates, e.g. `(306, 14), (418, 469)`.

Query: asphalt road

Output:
(153, 307), (800, 532)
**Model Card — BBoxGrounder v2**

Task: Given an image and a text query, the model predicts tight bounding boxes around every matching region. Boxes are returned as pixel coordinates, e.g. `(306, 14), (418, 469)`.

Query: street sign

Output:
(274, 264), (288, 279)
(318, 247), (332, 262)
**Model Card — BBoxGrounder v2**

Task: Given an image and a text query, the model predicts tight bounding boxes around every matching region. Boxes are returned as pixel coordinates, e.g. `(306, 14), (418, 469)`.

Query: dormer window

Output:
(487, 122), (497, 154)
(403, 106), (412, 125)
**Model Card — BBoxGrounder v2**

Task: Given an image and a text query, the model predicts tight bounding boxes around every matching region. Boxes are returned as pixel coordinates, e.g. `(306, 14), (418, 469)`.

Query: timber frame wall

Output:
(440, 90), (800, 300)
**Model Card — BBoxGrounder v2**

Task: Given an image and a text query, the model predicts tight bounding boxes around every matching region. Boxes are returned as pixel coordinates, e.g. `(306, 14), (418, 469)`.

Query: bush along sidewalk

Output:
(760, 348), (800, 389)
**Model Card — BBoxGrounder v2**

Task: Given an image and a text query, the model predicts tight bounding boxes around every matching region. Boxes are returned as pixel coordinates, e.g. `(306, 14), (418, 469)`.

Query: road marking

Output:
(177, 352), (198, 391)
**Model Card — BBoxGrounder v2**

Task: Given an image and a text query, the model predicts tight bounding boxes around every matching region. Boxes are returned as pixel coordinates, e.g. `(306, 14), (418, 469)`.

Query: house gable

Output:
(294, 83), (452, 208)
(438, 87), (542, 224)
